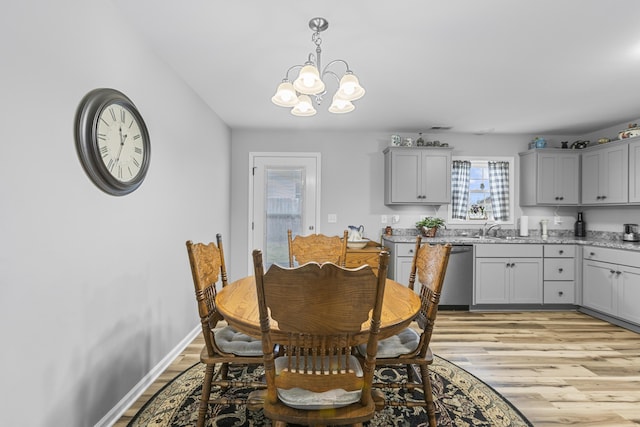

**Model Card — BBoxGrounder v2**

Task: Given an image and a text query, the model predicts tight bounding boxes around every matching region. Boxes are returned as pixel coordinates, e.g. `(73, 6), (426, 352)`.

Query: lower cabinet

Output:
(543, 244), (576, 304)
(384, 240), (419, 289)
(474, 244), (543, 304)
(583, 247), (640, 325)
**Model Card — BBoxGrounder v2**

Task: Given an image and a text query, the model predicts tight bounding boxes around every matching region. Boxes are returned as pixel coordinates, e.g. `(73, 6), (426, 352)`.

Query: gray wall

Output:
(229, 130), (580, 277)
(0, 2), (230, 426)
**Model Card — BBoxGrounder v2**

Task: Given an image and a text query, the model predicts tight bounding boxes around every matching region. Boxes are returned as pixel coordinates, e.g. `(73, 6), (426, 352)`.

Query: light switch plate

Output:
(381, 215), (388, 223)
(392, 215), (400, 224)
(328, 214), (337, 223)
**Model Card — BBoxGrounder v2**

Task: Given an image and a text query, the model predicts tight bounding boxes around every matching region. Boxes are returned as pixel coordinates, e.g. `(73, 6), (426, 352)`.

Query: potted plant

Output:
(416, 217), (446, 237)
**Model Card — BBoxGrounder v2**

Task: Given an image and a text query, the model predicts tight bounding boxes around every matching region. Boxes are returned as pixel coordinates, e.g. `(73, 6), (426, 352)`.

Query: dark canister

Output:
(574, 212), (586, 237)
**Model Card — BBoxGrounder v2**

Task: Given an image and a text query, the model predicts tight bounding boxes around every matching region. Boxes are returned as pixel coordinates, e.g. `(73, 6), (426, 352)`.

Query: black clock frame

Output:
(75, 88), (151, 196)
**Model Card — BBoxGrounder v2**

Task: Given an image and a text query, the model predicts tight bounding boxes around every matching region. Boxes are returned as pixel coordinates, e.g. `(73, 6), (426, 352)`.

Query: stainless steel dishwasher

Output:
(439, 245), (473, 309)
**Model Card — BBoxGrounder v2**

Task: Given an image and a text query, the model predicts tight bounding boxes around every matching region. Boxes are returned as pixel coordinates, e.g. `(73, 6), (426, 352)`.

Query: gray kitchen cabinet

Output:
(627, 138), (640, 203)
(383, 147), (452, 205)
(543, 244), (576, 304)
(385, 241), (418, 288)
(519, 149), (579, 206)
(474, 244), (543, 304)
(583, 247), (640, 325)
(581, 142), (628, 205)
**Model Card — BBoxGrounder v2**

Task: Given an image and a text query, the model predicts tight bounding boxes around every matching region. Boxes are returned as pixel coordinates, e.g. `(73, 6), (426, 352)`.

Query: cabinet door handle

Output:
(590, 252), (596, 256)
(408, 250), (413, 254)
(616, 271), (622, 275)
(558, 268), (563, 273)
(558, 291), (564, 296)
(610, 269), (616, 274)
(559, 250), (564, 255)
(559, 196), (564, 200)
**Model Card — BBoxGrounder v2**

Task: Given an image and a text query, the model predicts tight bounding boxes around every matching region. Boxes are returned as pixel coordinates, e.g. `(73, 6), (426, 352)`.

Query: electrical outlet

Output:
(380, 215), (388, 224)
(328, 214), (337, 223)
(392, 215), (400, 224)
(554, 215), (562, 225)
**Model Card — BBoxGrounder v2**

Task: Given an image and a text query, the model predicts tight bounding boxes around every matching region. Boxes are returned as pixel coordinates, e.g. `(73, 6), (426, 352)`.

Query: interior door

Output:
(249, 153), (320, 272)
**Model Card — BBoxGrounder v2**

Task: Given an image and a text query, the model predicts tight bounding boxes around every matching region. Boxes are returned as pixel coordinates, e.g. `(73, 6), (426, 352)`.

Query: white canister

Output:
(519, 216), (529, 236)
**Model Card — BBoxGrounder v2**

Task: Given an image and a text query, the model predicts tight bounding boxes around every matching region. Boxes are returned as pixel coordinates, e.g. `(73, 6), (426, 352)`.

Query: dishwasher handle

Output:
(450, 246), (473, 254)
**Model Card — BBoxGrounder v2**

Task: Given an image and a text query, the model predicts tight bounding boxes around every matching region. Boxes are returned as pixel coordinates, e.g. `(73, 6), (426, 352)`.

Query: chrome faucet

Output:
(481, 222), (502, 237)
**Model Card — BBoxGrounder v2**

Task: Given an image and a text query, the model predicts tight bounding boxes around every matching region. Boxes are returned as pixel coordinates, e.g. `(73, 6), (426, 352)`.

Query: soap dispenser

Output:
(540, 219), (548, 240)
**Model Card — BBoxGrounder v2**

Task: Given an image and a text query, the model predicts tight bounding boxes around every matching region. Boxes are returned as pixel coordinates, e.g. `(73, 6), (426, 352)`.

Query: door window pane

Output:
(265, 168), (304, 267)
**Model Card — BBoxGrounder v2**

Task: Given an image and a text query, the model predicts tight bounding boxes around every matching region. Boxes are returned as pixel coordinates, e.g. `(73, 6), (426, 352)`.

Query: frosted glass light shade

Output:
(291, 95), (317, 116)
(271, 81), (298, 107)
(328, 94), (355, 114)
(293, 65), (325, 95)
(335, 73), (365, 101)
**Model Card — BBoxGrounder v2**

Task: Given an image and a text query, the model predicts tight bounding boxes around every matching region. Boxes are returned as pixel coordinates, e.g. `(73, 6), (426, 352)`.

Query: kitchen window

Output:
(447, 156), (514, 225)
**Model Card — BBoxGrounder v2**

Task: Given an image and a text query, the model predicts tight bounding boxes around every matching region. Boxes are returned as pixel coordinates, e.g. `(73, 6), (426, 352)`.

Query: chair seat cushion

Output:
(214, 326), (263, 356)
(274, 355), (363, 410)
(357, 327), (420, 358)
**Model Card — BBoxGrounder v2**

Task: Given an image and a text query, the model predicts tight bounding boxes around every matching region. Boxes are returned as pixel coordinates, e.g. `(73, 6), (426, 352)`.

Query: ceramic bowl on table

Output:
(346, 240), (369, 249)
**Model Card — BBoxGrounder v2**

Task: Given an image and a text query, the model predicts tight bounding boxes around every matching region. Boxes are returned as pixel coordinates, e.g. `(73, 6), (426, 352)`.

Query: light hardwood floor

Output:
(115, 311), (640, 426)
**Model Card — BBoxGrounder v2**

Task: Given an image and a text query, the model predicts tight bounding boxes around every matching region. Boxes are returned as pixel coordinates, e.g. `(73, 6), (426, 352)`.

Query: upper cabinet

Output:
(519, 149), (579, 206)
(628, 139), (640, 203)
(581, 142), (628, 205)
(383, 147), (452, 205)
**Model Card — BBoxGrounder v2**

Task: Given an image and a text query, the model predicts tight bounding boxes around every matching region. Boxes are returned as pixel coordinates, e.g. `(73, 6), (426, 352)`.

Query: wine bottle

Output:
(574, 212), (586, 237)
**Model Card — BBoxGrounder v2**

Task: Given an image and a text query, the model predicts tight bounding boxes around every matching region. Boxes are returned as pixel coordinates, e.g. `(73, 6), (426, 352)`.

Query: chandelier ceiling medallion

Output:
(271, 17), (365, 117)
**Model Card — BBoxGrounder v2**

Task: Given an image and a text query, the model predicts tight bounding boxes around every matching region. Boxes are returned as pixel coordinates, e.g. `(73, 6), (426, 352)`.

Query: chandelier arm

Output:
(321, 59), (351, 77)
(321, 70), (341, 86)
(282, 64), (304, 81)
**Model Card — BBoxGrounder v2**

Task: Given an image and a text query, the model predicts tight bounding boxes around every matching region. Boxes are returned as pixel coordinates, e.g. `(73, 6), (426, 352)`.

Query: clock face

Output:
(96, 102), (146, 183)
(75, 88), (151, 196)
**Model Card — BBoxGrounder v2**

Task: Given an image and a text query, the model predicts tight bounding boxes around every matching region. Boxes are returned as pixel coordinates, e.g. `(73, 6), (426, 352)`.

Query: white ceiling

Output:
(115, 0), (640, 136)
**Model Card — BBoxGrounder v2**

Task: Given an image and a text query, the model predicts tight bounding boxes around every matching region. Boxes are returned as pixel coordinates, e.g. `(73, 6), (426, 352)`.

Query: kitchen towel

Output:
(520, 216), (529, 236)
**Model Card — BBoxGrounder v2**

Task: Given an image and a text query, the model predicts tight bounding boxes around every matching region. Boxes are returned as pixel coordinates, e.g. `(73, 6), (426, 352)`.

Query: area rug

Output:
(128, 355), (532, 426)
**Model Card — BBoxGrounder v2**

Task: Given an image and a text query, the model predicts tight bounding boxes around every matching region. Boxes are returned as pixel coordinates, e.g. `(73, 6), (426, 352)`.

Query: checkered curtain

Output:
(451, 160), (471, 219)
(488, 161), (509, 221)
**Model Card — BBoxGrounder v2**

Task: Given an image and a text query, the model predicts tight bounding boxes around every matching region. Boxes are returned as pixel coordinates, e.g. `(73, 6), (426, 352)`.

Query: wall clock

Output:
(75, 88), (150, 196)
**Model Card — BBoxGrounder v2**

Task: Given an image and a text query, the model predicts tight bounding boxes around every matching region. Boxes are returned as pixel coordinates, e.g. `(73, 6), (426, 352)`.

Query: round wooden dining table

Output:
(216, 275), (422, 341)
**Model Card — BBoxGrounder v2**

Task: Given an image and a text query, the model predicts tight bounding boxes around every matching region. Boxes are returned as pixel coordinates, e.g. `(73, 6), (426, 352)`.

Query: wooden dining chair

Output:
(251, 250), (390, 426)
(287, 229), (348, 267)
(186, 235), (265, 427)
(360, 237), (451, 427)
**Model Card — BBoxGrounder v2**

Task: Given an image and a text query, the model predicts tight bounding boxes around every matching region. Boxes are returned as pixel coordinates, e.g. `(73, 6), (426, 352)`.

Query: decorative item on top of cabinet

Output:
(383, 146), (452, 205)
(519, 149), (579, 206)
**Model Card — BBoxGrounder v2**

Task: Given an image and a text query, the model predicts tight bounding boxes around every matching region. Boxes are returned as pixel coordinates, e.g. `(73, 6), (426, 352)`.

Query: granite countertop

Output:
(381, 233), (640, 251)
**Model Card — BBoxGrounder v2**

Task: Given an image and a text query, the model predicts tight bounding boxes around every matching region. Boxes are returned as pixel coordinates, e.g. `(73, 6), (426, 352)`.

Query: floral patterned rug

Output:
(128, 355), (532, 426)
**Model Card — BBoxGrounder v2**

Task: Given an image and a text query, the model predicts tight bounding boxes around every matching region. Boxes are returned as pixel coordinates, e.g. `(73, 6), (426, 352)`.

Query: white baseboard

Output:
(95, 325), (201, 427)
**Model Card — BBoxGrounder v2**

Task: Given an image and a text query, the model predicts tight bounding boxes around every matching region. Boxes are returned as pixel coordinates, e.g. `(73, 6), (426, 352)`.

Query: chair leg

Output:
(218, 361), (230, 381)
(419, 365), (436, 427)
(406, 363), (416, 382)
(197, 364), (215, 427)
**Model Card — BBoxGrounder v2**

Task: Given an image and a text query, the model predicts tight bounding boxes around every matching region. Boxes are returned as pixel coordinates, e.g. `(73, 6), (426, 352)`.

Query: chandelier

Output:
(271, 17), (365, 116)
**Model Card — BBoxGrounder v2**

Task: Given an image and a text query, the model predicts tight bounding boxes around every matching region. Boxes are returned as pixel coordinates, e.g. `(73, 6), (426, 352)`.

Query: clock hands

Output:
(113, 125), (128, 168)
